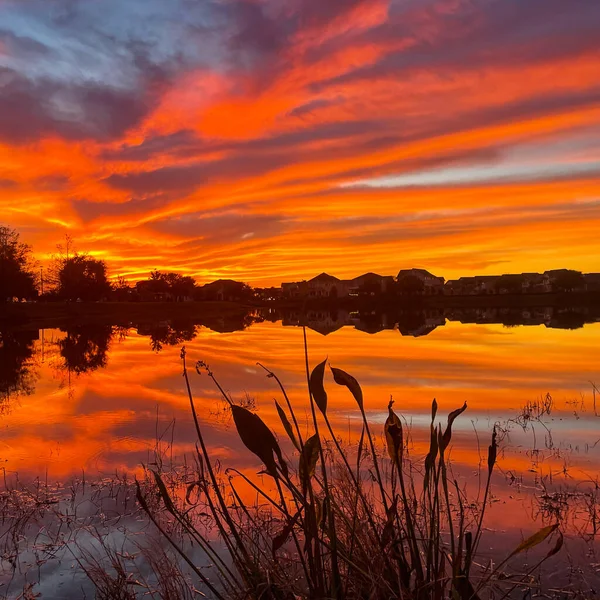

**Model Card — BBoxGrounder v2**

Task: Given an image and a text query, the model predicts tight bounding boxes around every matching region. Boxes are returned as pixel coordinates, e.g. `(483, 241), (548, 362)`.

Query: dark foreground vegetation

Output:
(126, 345), (565, 599)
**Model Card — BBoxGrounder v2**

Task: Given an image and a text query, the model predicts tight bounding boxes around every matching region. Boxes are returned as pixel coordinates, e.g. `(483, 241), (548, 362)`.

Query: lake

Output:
(1, 308), (600, 596)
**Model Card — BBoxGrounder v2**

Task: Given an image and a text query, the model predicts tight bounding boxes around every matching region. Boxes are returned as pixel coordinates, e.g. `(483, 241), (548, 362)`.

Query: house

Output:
(135, 280), (174, 302)
(347, 272), (395, 296)
(307, 273), (350, 298)
(254, 287), (282, 301)
(397, 269), (444, 295)
(444, 276), (498, 296)
(585, 273), (600, 292)
(198, 280), (253, 302)
(281, 281), (308, 299)
(521, 273), (550, 294)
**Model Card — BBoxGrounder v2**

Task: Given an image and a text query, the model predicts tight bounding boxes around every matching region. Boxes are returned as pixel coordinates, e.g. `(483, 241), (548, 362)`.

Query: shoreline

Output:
(0, 301), (254, 329)
(1, 292), (599, 330)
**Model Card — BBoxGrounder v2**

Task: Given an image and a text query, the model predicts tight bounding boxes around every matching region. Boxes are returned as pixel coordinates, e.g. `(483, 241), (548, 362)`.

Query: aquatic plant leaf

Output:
(272, 511), (301, 555)
(330, 366), (363, 410)
(487, 426), (498, 475)
(275, 400), (299, 451)
(441, 401), (467, 451)
(431, 398), (438, 422)
(315, 497), (323, 529)
(381, 496), (398, 548)
(424, 424), (439, 491)
(299, 434), (320, 490)
(231, 405), (286, 477)
(545, 530), (564, 558)
(508, 523), (559, 557)
(309, 359), (328, 414)
(452, 575), (481, 600)
(384, 400), (403, 464)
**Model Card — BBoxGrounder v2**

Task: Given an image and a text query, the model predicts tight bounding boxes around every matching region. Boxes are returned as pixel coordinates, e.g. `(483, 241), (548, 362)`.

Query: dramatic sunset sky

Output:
(1, 0), (599, 285)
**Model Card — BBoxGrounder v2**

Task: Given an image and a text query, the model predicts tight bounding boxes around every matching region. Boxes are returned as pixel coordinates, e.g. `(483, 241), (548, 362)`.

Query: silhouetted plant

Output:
(134, 341), (564, 599)
(0, 329), (38, 407)
(0, 225), (38, 301)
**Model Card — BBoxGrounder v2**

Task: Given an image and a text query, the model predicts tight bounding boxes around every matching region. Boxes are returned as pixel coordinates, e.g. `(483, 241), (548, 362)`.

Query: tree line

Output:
(1, 225), (255, 303)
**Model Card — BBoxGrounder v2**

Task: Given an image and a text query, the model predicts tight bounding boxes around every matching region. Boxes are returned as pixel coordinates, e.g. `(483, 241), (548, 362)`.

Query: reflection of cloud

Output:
(3, 321), (600, 483)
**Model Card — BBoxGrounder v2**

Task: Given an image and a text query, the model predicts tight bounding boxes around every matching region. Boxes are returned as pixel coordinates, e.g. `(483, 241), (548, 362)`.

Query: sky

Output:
(1, 0), (599, 286)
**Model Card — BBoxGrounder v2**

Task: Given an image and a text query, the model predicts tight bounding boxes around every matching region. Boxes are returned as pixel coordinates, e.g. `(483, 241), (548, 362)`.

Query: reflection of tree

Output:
(144, 320), (198, 352)
(0, 329), (38, 408)
(58, 325), (113, 374)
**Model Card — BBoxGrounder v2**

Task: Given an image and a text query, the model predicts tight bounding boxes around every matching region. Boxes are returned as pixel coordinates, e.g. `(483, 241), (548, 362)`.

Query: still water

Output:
(1, 309), (600, 595)
(2, 311), (599, 482)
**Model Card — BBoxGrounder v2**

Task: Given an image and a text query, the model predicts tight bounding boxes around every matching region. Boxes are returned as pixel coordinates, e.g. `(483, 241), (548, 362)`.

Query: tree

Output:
(139, 270), (197, 301)
(0, 225), (37, 301)
(552, 270), (585, 293)
(396, 275), (425, 296)
(163, 272), (196, 300)
(111, 275), (132, 301)
(495, 274), (524, 294)
(57, 255), (111, 301)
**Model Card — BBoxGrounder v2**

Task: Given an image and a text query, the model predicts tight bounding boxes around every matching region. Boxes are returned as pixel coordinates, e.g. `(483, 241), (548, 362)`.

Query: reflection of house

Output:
(397, 268), (444, 294)
(352, 311), (394, 334)
(397, 311), (446, 337)
(305, 309), (351, 335)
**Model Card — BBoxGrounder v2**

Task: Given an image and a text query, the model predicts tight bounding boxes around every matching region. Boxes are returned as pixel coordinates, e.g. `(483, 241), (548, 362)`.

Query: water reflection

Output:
(0, 329), (38, 409)
(1, 309), (599, 597)
(1, 304), (599, 404)
(137, 320), (198, 353)
(57, 324), (113, 374)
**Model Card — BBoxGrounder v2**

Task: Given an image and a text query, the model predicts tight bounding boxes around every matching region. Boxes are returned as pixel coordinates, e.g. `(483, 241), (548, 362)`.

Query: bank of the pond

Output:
(0, 301), (254, 329)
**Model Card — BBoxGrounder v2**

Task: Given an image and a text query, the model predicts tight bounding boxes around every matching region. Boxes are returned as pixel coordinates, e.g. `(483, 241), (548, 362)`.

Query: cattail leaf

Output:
(275, 400), (300, 451)
(431, 398), (438, 422)
(441, 402), (467, 451)
(509, 523), (559, 558)
(231, 405), (286, 477)
(424, 423), (439, 492)
(309, 359), (328, 414)
(299, 434), (320, 491)
(330, 366), (363, 410)
(487, 427), (498, 475)
(384, 400), (403, 464)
